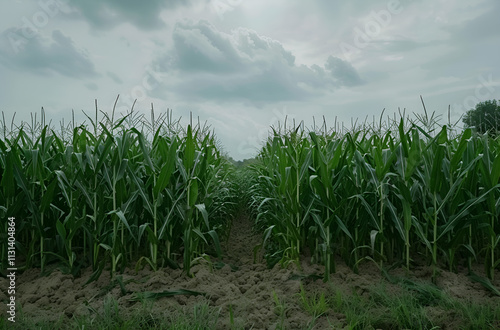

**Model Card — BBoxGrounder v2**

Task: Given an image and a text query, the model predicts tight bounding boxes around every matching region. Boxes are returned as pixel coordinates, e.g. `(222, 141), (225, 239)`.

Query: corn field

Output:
(0, 106), (238, 279)
(248, 112), (500, 282)
(1, 106), (499, 284)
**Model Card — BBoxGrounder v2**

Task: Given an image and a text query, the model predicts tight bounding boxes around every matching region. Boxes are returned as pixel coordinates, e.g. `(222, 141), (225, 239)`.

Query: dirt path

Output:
(0, 215), (310, 329)
(192, 213), (307, 328)
(223, 213), (261, 267)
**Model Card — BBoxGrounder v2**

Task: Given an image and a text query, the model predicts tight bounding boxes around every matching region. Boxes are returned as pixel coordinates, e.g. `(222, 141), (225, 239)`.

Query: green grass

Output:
(325, 278), (500, 329)
(297, 283), (329, 318)
(0, 297), (221, 330)
(1, 275), (499, 329)
(271, 290), (287, 329)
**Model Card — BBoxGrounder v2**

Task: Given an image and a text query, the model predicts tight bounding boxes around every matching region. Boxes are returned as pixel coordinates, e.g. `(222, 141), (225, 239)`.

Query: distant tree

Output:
(227, 156), (258, 168)
(462, 100), (500, 135)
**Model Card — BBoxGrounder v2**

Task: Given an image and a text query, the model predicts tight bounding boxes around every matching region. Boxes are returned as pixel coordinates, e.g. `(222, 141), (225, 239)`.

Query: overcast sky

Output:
(1, 0), (499, 159)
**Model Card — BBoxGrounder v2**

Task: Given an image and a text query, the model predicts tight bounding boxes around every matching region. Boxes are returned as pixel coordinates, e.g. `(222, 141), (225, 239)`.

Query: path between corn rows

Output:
(1, 214), (498, 329)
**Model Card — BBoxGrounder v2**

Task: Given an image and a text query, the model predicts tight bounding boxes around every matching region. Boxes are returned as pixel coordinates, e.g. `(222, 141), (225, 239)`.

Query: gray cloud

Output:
(421, 1), (500, 79)
(65, 0), (193, 30)
(0, 0), (499, 162)
(153, 20), (362, 103)
(85, 82), (98, 91)
(107, 71), (123, 84)
(445, 1), (500, 43)
(325, 56), (364, 87)
(0, 29), (97, 78)
(375, 37), (422, 53)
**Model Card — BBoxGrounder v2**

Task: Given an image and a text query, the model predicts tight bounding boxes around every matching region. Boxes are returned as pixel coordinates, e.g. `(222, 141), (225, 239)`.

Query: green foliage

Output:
(0, 107), (238, 279)
(1, 298), (222, 330)
(328, 281), (500, 329)
(249, 112), (500, 280)
(463, 99), (500, 135)
(297, 284), (329, 318)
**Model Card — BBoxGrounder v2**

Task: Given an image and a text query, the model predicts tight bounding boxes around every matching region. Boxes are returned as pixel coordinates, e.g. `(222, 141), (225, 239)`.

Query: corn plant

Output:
(249, 113), (500, 281)
(0, 106), (236, 279)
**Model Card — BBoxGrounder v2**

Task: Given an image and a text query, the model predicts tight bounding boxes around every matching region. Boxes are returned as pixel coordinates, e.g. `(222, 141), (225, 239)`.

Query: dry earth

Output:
(1, 214), (500, 329)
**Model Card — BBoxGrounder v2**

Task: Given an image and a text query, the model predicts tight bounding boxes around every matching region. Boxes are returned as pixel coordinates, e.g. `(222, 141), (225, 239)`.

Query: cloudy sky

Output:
(1, 0), (499, 159)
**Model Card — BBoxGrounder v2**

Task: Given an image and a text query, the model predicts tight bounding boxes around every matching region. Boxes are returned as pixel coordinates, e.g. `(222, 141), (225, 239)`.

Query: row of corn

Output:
(1, 108), (499, 282)
(0, 109), (238, 278)
(247, 116), (500, 281)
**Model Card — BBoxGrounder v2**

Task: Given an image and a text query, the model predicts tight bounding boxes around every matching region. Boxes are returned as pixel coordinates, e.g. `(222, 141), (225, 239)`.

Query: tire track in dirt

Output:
(202, 213), (305, 329)
(223, 213), (262, 267)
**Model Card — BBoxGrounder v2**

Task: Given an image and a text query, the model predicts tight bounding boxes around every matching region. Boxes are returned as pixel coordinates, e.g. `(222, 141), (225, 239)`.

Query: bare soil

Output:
(1, 214), (499, 329)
